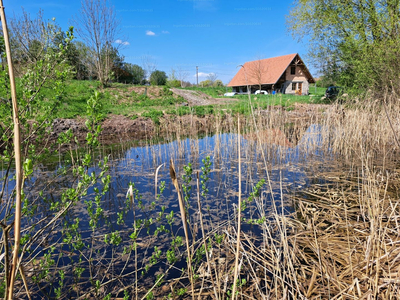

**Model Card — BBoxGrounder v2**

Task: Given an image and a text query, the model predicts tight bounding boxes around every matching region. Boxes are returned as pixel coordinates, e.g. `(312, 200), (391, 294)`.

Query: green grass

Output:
(38, 80), (326, 121)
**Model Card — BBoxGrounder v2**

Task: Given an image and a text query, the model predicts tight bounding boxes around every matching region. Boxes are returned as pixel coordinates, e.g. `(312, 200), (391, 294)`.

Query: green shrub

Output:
(161, 86), (173, 96)
(194, 105), (214, 117)
(142, 109), (164, 125)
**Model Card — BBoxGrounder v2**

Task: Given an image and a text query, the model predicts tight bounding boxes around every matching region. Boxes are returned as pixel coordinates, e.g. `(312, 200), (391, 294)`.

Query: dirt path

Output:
(170, 88), (214, 105)
(170, 88), (242, 106)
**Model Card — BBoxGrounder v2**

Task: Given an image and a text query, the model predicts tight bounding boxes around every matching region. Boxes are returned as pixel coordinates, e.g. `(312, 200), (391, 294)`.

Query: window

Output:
(292, 83), (296, 91)
(290, 66), (296, 75)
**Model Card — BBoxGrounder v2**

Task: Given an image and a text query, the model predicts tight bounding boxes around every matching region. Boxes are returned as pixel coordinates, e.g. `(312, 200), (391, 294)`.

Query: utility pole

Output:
(196, 66), (198, 86)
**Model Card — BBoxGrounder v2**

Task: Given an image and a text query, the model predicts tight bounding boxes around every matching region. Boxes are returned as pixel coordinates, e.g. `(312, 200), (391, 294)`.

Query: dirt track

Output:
(170, 88), (215, 105)
(170, 88), (241, 106)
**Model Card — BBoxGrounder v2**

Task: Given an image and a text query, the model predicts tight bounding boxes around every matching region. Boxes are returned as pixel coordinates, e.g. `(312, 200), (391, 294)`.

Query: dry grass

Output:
(218, 93), (400, 299)
(164, 92), (400, 299)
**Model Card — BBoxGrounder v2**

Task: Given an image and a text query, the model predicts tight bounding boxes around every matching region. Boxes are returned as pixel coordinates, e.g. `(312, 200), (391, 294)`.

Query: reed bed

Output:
(219, 93), (400, 299)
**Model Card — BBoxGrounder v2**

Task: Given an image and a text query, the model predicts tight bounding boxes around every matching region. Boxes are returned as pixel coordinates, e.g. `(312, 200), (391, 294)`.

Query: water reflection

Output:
(101, 124), (329, 230)
(0, 124), (332, 298)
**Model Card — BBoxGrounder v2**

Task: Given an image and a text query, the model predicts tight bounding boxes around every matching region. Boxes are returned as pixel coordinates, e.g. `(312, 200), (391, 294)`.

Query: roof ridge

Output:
(243, 53), (297, 65)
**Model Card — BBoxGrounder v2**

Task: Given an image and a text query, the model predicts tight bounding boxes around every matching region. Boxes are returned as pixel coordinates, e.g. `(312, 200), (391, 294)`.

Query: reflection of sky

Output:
(103, 124), (329, 226)
(0, 124), (330, 232)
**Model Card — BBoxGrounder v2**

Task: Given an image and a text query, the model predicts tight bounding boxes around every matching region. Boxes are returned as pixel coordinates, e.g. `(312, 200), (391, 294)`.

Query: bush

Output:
(141, 109), (164, 125)
(194, 105), (214, 117)
(161, 86), (173, 97)
(167, 79), (181, 88)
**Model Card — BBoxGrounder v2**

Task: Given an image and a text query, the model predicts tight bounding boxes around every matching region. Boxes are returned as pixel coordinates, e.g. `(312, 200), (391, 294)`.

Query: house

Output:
(227, 53), (315, 95)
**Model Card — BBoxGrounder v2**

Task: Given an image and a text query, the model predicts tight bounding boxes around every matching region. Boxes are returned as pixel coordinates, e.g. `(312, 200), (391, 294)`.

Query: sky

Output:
(4, 0), (311, 84)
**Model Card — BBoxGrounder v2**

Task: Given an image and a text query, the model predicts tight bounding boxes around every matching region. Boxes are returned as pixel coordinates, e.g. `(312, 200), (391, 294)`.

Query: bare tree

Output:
(177, 66), (189, 87)
(207, 72), (218, 85)
(141, 54), (157, 81)
(74, 0), (120, 87)
(248, 58), (267, 92)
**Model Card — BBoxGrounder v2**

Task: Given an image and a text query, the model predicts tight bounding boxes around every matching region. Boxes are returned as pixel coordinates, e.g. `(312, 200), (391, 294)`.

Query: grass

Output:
(39, 80), (328, 122)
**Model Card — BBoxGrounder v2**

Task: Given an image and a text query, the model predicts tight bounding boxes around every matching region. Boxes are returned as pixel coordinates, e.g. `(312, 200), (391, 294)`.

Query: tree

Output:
(73, 41), (94, 80)
(213, 80), (224, 87)
(150, 70), (167, 85)
(287, 0), (400, 92)
(167, 68), (181, 87)
(207, 72), (218, 85)
(177, 67), (189, 87)
(125, 63), (145, 84)
(200, 79), (211, 87)
(142, 54), (157, 80)
(9, 10), (68, 76)
(247, 57), (267, 92)
(74, 0), (120, 88)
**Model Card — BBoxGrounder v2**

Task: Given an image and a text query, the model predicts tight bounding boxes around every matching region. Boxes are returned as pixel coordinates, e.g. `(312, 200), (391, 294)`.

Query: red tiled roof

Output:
(228, 53), (312, 87)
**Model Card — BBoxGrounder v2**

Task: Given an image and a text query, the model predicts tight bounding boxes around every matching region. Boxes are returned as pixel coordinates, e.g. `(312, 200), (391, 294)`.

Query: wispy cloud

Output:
(115, 39), (130, 46)
(146, 30), (156, 36)
(162, 31), (170, 34)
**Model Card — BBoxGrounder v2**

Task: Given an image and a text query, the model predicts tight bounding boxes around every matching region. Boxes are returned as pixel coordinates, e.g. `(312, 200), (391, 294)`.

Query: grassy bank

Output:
(42, 80), (327, 121)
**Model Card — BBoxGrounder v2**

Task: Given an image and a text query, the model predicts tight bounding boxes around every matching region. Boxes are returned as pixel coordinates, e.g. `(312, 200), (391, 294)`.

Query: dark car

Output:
(325, 86), (341, 99)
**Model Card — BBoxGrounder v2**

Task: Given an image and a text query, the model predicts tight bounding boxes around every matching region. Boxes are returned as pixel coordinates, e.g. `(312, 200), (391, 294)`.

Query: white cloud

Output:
(195, 72), (211, 78)
(115, 39), (130, 46)
(162, 31), (170, 34)
(146, 30), (156, 36)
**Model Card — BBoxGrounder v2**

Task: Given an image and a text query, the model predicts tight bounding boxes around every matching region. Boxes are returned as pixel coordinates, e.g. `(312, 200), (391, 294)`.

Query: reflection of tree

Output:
(243, 125), (308, 148)
(244, 129), (292, 147)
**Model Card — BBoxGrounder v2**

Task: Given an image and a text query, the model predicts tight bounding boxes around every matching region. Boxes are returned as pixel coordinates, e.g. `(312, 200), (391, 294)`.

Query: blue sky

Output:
(5, 0), (311, 84)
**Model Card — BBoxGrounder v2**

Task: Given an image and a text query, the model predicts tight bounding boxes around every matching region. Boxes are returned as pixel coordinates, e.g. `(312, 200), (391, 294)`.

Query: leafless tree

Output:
(141, 54), (157, 81)
(177, 67), (189, 87)
(248, 57), (267, 92)
(207, 72), (218, 85)
(73, 0), (120, 87)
